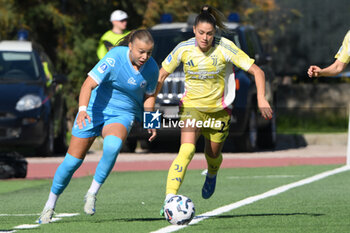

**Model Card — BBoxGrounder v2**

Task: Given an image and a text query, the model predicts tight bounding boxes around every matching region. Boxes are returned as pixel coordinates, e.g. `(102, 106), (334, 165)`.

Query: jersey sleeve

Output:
(145, 58), (159, 95)
(161, 41), (186, 74)
(335, 30), (350, 64)
(88, 48), (118, 84)
(219, 37), (255, 71)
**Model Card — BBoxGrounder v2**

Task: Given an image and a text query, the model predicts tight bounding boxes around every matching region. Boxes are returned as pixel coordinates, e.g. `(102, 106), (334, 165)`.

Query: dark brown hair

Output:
(194, 5), (227, 31)
(116, 29), (154, 47)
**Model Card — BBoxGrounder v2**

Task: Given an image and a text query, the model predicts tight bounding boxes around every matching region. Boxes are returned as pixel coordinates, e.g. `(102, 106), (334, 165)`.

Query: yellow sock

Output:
(205, 153), (223, 176)
(166, 143), (196, 195)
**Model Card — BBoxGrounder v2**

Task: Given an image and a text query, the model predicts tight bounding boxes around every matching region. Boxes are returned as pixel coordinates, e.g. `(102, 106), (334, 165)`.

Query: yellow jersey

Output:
(335, 30), (350, 64)
(162, 36), (254, 112)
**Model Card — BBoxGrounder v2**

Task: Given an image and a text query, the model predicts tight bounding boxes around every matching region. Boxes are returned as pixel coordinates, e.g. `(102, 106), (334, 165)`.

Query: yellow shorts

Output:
(179, 107), (231, 143)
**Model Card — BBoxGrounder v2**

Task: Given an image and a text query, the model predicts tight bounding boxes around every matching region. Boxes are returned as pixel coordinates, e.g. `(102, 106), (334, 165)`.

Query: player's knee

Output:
(103, 135), (122, 159)
(205, 150), (221, 159)
(205, 153), (223, 163)
(62, 153), (83, 173)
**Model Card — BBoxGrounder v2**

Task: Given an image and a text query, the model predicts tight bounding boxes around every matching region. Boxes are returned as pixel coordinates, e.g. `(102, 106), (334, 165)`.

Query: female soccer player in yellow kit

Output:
(157, 5), (273, 215)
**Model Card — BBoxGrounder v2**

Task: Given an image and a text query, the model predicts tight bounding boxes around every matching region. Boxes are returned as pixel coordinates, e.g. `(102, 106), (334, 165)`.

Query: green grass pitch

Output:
(1, 165), (350, 232)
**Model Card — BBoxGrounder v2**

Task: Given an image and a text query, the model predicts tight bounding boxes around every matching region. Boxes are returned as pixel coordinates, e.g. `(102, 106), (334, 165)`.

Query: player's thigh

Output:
(101, 114), (134, 141)
(67, 135), (96, 159)
(101, 123), (128, 141)
(179, 108), (202, 145)
(202, 109), (230, 157)
(180, 122), (201, 144)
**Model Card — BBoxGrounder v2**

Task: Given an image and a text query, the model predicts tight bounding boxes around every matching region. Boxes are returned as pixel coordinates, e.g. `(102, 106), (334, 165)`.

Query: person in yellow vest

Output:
(308, 30), (350, 77)
(42, 61), (54, 87)
(96, 10), (130, 60)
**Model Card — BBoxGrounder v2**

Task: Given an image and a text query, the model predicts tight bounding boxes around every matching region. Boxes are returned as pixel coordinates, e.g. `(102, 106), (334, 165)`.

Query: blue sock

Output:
(51, 153), (83, 195)
(94, 135), (122, 184)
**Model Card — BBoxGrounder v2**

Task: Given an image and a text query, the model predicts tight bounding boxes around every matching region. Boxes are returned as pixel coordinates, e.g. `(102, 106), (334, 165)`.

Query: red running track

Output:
(26, 156), (346, 179)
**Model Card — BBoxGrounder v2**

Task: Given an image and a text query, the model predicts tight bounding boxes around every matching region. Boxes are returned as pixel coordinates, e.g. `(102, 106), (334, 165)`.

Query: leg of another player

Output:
(160, 126), (200, 216)
(39, 136), (96, 224)
(84, 123), (127, 215)
(202, 139), (224, 199)
(165, 127), (201, 197)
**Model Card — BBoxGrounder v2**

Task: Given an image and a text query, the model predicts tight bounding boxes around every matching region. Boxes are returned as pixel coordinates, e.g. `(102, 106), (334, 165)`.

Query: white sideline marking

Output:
(14, 224), (39, 229)
(151, 165), (350, 233)
(226, 175), (301, 179)
(50, 217), (62, 222)
(55, 213), (80, 217)
(0, 213), (78, 217)
(1, 213), (80, 233)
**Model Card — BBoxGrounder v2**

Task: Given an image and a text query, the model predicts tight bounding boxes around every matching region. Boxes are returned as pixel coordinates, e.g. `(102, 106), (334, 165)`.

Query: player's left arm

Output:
(308, 31), (350, 78)
(223, 38), (273, 119)
(144, 64), (160, 142)
(247, 64), (273, 120)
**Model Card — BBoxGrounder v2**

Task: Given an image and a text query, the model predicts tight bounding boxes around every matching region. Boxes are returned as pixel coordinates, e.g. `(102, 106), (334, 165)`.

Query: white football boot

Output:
(84, 192), (97, 215)
(38, 207), (54, 224)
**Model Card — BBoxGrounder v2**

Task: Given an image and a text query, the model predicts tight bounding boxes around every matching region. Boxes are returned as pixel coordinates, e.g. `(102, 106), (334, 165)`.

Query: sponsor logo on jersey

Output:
(97, 62), (108, 73)
(106, 57), (115, 67)
(128, 77), (137, 85)
(166, 54), (172, 64)
(185, 60), (194, 67)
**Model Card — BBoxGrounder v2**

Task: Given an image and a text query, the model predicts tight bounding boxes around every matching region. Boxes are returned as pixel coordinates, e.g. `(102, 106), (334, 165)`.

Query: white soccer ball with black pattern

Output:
(164, 195), (195, 225)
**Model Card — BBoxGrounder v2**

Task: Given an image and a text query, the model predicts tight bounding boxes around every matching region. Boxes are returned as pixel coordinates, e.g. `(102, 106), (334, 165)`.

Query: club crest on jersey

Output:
(97, 62), (108, 73)
(106, 58), (115, 67)
(128, 77), (137, 85)
(211, 57), (217, 66)
(140, 80), (147, 88)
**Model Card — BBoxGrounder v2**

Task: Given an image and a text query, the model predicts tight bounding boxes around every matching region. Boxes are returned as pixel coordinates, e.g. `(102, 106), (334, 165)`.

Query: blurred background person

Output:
(96, 10), (130, 59)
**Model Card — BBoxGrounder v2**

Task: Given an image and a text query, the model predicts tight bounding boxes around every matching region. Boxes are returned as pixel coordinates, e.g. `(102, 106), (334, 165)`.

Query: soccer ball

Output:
(164, 195), (195, 225)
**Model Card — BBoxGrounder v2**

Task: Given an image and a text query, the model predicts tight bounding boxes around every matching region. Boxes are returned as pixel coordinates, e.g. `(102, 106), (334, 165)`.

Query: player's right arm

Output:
(154, 68), (171, 96)
(308, 60), (347, 78)
(155, 40), (186, 96)
(76, 76), (98, 129)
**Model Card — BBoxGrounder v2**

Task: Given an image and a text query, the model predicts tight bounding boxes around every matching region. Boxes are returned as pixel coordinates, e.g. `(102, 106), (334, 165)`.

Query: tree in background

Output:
(0, 0), (297, 120)
(142, 0), (242, 27)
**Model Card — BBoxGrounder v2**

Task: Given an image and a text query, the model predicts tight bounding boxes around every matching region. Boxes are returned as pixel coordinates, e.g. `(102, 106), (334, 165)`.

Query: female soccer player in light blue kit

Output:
(38, 29), (159, 224)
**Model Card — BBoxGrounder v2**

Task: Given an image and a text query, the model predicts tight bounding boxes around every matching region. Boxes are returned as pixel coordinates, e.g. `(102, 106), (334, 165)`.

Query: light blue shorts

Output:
(71, 111), (135, 138)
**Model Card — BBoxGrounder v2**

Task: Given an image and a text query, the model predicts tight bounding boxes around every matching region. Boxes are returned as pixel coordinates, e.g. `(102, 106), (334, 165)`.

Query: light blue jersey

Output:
(88, 46), (159, 121)
(72, 46), (158, 138)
